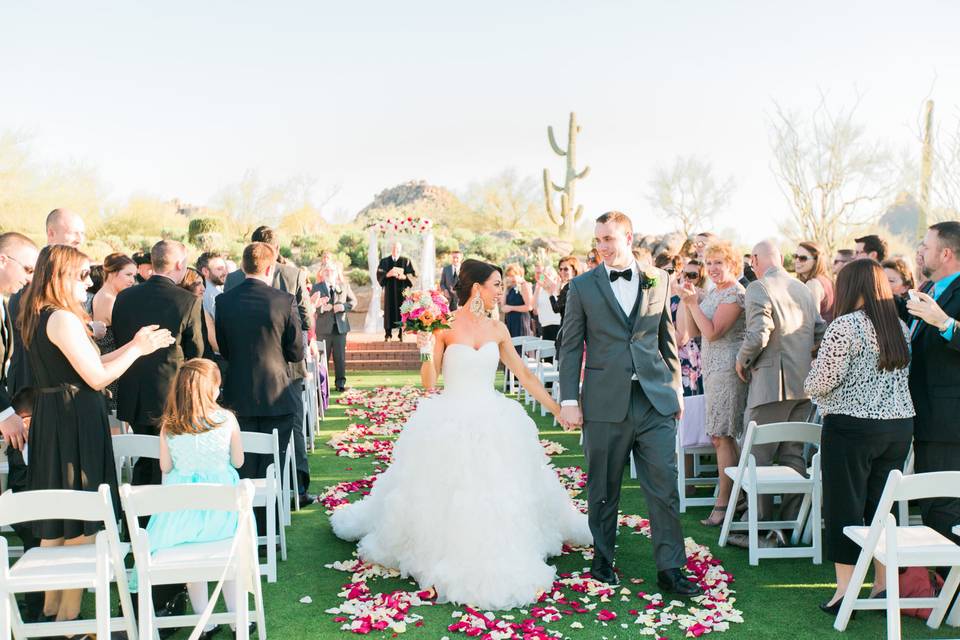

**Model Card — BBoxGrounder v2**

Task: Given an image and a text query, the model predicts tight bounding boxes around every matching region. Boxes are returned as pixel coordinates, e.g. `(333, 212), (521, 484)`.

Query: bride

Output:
(331, 259), (592, 610)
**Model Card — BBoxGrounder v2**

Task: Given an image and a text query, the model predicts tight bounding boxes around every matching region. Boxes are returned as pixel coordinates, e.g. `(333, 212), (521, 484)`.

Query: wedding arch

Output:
(363, 216), (436, 334)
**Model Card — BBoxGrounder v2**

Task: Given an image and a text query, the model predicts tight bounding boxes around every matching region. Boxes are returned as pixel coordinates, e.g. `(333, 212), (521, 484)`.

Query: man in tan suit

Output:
(735, 240), (824, 531)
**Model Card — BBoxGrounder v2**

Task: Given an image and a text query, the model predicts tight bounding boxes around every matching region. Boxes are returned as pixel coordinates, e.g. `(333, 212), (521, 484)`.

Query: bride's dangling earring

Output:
(469, 294), (485, 318)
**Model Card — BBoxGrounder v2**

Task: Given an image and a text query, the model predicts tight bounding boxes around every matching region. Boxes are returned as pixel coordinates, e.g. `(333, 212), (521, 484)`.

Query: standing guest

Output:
(439, 249), (463, 311)
(692, 231), (717, 261)
(682, 258), (707, 290)
(376, 241), (416, 341)
(112, 240), (204, 486)
(91, 253), (138, 411)
(215, 242), (304, 529)
(677, 241), (747, 526)
(794, 241), (835, 322)
(585, 248), (600, 270)
(550, 256), (581, 322)
(904, 221), (960, 546)
(133, 251), (153, 283)
(179, 268), (218, 357)
(8, 209), (86, 400)
(147, 359), (244, 637)
(741, 254), (758, 285)
(225, 226), (312, 505)
(915, 243), (930, 291)
(805, 259), (913, 615)
(20, 244), (172, 624)
(313, 262), (357, 393)
(659, 253), (703, 396)
(0, 233), (39, 621)
(533, 265), (562, 342)
(735, 240), (823, 538)
(197, 251), (227, 320)
(502, 263), (533, 351)
(832, 249), (855, 275)
(882, 257), (915, 299)
(854, 234), (888, 262)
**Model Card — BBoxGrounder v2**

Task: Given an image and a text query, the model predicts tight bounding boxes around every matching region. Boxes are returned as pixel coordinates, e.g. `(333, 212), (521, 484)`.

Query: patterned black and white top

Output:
(804, 310), (915, 419)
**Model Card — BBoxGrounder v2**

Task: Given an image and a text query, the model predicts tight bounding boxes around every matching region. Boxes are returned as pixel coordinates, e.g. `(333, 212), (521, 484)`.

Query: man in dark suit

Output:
(224, 226), (314, 504)
(312, 263), (357, 392)
(216, 242), (304, 526)
(0, 232), (40, 621)
(112, 240), (204, 486)
(905, 221), (960, 544)
(439, 249), (462, 311)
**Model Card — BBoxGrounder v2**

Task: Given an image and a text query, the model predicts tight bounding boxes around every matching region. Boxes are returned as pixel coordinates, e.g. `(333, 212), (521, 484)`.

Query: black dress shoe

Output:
(198, 625), (223, 640)
(297, 493), (317, 508)
(656, 568), (703, 597)
(336, 386), (346, 393)
(819, 599), (855, 619)
(590, 563), (620, 586)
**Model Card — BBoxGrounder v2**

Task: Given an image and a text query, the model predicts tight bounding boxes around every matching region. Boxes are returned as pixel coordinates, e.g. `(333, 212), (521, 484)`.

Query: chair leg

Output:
(834, 545), (874, 631)
(811, 485), (822, 565)
(747, 488), (759, 565)
(677, 445), (687, 514)
(791, 494), (811, 546)
(885, 551), (901, 640)
(138, 576), (154, 640)
(96, 535), (110, 639)
(266, 500), (277, 583)
(235, 583), (249, 640)
(0, 589), (11, 640)
(929, 566), (960, 628)
(718, 478), (741, 547)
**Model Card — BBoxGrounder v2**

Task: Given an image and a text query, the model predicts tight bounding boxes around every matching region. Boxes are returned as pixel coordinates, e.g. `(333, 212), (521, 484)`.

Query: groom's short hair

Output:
(596, 211), (633, 234)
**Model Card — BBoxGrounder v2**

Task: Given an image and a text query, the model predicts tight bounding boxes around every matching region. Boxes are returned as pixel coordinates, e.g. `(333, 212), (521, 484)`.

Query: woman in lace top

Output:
(803, 259), (914, 617)
(676, 241), (748, 527)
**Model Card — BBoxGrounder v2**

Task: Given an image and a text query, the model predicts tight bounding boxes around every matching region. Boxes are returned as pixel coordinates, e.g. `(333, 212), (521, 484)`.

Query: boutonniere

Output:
(639, 270), (659, 290)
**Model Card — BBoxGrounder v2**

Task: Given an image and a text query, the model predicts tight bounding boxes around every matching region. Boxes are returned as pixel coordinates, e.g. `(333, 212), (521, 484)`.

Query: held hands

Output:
(132, 324), (175, 356)
(906, 290), (952, 330)
(679, 281), (699, 304)
(416, 331), (435, 352)
(558, 404), (583, 432)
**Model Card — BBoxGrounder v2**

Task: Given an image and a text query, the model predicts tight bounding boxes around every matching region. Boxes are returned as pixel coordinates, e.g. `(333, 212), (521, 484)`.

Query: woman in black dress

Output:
(19, 244), (173, 623)
(501, 263), (533, 353)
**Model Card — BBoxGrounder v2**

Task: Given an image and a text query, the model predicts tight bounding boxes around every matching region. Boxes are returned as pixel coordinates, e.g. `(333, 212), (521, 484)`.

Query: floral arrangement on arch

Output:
(371, 216), (432, 235)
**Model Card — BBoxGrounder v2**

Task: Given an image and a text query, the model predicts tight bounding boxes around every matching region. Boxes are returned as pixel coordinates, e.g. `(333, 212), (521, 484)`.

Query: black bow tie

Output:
(609, 269), (633, 283)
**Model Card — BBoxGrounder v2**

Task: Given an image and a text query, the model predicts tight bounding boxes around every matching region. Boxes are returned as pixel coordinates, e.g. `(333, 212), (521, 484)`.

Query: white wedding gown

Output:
(331, 340), (592, 610)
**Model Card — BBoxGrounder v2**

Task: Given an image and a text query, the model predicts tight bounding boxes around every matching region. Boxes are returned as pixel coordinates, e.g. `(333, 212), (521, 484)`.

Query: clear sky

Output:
(2, 0), (959, 241)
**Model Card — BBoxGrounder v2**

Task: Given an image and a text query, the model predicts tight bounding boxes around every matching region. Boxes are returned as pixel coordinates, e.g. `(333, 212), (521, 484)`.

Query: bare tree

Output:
(463, 169), (549, 231)
(769, 93), (892, 254)
(909, 100), (960, 222)
(646, 156), (734, 237)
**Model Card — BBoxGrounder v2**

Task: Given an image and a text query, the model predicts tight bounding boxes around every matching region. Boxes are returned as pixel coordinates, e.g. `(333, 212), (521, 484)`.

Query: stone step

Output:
(346, 341), (418, 352)
(345, 359), (422, 371)
(345, 350), (422, 362)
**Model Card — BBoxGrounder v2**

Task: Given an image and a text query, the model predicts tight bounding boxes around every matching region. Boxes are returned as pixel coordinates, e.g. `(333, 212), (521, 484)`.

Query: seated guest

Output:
(92, 252), (137, 411)
(854, 234), (887, 262)
(882, 257), (915, 299)
(805, 259), (913, 616)
(794, 241), (835, 322)
(145, 358), (244, 638)
(312, 262), (357, 393)
(215, 242), (304, 530)
(20, 244), (172, 623)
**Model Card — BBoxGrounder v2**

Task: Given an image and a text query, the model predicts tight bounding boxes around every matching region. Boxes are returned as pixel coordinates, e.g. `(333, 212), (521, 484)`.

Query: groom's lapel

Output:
(632, 271), (658, 334)
(593, 266), (630, 327)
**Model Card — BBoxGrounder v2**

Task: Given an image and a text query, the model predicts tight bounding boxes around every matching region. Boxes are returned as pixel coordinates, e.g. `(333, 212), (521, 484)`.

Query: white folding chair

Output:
(240, 430), (286, 582)
(120, 480), (265, 640)
(112, 434), (161, 486)
(537, 347), (559, 417)
(835, 470), (960, 638)
(314, 343), (327, 421)
(675, 396), (718, 513)
(718, 420), (822, 565)
(0, 445), (19, 559)
(504, 336), (534, 394)
(896, 442), (923, 526)
(0, 485), (137, 640)
(519, 340), (545, 405)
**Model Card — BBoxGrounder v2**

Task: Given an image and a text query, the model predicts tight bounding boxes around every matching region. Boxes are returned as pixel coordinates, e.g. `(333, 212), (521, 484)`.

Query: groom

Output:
(559, 211), (700, 596)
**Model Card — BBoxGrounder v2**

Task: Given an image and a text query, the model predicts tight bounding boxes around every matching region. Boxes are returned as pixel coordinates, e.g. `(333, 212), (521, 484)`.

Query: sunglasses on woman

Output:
(683, 271), (700, 280)
(792, 254), (810, 262)
(79, 269), (91, 281)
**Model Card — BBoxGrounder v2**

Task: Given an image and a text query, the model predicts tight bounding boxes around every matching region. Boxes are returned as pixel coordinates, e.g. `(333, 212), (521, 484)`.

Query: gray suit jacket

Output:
(559, 265), (682, 422)
(312, 281), (357, 335)
(439, 264), (458, 302)
(736, 266), (825, 409)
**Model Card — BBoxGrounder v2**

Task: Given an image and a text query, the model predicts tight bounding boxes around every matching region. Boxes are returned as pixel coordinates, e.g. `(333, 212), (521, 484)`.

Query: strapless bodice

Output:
(441, 341), (500, 395)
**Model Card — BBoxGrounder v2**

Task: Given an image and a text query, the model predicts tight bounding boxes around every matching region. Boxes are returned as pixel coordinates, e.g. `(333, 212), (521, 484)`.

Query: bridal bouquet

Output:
(400, 288), (452, 361)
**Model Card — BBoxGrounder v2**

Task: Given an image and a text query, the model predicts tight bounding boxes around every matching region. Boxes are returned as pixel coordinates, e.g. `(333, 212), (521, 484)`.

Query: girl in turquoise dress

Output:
(145, 358), (244, 634)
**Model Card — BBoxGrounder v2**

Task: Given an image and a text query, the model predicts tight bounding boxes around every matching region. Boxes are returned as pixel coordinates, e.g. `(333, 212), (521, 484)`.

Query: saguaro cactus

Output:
(543, 112), (590, 239)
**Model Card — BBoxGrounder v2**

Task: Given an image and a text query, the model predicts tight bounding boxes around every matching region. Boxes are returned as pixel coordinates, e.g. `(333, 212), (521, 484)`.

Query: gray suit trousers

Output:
(582, 381), (686, 572)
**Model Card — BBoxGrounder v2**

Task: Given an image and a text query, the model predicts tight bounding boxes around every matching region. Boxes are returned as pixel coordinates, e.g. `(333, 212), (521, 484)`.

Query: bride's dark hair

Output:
(454, 259), (502, 304)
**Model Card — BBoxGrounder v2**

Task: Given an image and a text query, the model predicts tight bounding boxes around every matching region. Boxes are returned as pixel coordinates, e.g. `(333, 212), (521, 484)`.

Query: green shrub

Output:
(188, 217), (225, 244)
(347, 268), (371, 287)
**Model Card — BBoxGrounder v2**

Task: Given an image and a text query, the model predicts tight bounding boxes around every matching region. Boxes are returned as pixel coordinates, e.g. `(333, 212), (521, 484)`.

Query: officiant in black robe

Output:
(376, 241), (416, 341)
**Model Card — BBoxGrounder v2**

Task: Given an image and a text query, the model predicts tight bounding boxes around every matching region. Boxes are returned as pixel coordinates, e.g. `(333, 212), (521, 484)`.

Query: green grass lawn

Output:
(264, 371), (958, 640)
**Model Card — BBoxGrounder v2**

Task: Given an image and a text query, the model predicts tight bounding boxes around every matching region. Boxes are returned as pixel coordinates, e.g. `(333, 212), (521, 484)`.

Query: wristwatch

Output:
(941, 317), (957, 333)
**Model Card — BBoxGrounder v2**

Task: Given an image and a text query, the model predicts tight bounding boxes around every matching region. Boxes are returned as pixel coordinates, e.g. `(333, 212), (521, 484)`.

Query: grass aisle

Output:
(265, 371), (955, 639)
